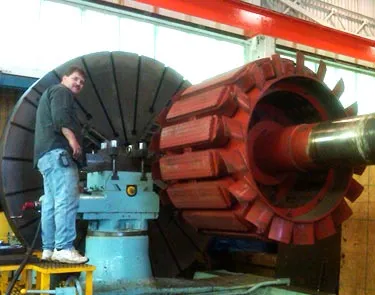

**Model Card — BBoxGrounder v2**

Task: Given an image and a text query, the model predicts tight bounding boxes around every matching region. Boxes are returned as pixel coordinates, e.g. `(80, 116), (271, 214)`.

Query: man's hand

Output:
(62, 127), (81, 159)
(69, 139), (82, 159)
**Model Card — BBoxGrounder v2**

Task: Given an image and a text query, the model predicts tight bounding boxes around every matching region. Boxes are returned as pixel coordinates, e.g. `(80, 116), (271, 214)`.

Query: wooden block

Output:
(340, 250), (367, 289)
(355, 185), (369, 203)
(354, 167), (369, 185)
(367, 221), (375, 246)
(339, 287), (366, 295)
(349, 199), (368, 220)
(367, 250), (375, 290)
(369, 202), (375, 221)
(341, 219), (368, 253)
(369, 166), (375, 185)
(369, 186), (375, 202)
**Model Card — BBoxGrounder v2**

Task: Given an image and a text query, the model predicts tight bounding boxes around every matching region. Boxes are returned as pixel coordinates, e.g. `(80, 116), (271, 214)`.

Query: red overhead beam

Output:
(134, 0), (375, 62)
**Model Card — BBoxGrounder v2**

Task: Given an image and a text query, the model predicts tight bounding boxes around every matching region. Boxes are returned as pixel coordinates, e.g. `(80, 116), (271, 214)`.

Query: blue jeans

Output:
(37, 148), (79, 250)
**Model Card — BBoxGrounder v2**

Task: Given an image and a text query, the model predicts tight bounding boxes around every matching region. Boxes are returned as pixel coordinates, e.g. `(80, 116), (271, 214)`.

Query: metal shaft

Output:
(309, 114), (375, 165)
(255, 114), (375, 172)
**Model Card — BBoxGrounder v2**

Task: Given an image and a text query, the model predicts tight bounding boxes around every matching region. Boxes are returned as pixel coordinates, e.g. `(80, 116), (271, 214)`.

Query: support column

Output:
(85, 220), (152, 288)
(245, 35), (276, 62)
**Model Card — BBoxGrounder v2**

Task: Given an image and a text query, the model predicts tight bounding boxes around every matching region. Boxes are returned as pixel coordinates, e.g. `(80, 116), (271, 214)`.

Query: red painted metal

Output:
(245, 200), (274, 233)
(167, 86), (237, 122)
(254, 123), (317, 172)
(220, 149), (248, 174)
(135, 0), (375, 62)
(167, 179), (234, 209)
(353, 165), (366, 176)
(268, 216), (293, 244)
(293, 223), (315, 245)
(345, 178), (364, 202)
(160, 150), (223, 180)
(160, 116), (228, 151)
(153, 53), (363, 244)
(228, 178), (258, 203)
(180, 64), (256, 96)
(247, 121), (288, 185)
(182, 205), (250, 232)
(331, 200), (352, 226)
(315, 215), (336, 240)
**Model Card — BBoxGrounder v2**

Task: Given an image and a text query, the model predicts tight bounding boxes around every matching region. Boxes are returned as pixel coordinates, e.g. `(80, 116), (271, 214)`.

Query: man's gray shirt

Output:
(34, 84), (84, 167)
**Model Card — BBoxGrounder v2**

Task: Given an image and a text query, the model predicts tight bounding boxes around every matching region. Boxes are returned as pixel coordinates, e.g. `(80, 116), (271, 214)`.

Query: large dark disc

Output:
(0, 51), (209, 277)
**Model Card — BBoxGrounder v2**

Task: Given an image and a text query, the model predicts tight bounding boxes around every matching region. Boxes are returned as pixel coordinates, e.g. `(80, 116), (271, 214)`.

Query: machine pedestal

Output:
(85, 232), (152, 287)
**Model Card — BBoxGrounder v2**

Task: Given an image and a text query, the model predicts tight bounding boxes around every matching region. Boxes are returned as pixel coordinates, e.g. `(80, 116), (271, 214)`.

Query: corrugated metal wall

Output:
(296, 0), (375, 19)
(264, 0), (375, 17)
(310, 0), (375, 35)
(322, 0), (375, 18)
(264, 0), (375, 37)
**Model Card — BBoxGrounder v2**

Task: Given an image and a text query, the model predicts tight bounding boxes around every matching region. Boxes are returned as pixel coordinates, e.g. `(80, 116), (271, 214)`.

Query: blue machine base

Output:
(85, 234), (152, 288)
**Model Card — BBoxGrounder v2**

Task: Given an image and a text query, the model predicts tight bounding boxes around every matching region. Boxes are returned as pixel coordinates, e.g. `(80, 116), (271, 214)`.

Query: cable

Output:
(243, 278), (291, 294)
(65, 276), (83, 295)
(5, 219), (41, 295)
(113, 277), (290, 294)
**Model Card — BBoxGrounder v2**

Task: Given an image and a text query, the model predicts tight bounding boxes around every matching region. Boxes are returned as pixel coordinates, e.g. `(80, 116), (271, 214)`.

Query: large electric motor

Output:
(0, 51), (370, 277)
(151, 52), (368, 245)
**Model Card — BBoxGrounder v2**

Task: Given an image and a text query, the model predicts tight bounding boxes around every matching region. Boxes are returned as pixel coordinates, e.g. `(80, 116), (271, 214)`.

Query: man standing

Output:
(34, 66), (88, 264)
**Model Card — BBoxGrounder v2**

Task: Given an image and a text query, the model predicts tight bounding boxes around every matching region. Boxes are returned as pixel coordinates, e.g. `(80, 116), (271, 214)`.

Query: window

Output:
(356, 73), (375, 115)
(335, 68), (356, 109)
(0, 0), (246, 81)
(81, 9), (120, 54)
(38, 1), (83, 71)
(119, 18), (155, 58)
(280, 51), (375, 115)
(155, 26), (245, 84)
(0, 0), (41, 76)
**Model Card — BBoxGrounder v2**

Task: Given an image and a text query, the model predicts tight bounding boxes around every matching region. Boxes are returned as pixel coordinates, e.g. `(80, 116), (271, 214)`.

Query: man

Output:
(34, 66), (88, 264)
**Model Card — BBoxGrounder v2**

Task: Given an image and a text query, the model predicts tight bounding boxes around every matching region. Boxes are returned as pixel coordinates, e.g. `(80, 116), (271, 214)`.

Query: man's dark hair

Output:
(63, 66), (86, 80)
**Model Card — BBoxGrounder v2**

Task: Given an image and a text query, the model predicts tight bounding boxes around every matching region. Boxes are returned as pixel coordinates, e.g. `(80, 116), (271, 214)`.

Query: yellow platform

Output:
(0, 212), (12, 242)
(0, 262), (95, 295)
